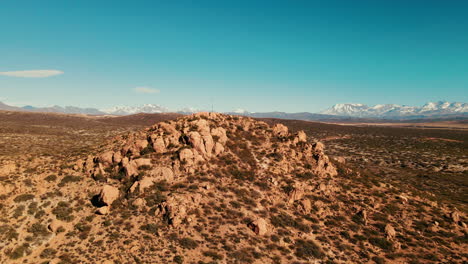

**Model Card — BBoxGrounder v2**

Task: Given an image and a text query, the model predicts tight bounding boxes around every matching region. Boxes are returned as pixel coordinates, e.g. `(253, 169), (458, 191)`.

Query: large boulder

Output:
(98, 185), (119, 206)
(202, 134), (214, 157)
(248, 218), (269, 235)
(152, 137), (166, 153)
(214, 142), (225, 156)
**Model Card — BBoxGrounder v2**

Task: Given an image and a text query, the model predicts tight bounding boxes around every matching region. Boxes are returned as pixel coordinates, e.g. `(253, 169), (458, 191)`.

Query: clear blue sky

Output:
(0, 0), (467, 112)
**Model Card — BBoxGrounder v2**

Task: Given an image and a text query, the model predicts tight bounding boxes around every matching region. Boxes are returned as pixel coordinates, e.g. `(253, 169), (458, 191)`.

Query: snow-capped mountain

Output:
(177, 107), (202, 114)
(321, 101), (468, 118)
(101, 104), (169, 115)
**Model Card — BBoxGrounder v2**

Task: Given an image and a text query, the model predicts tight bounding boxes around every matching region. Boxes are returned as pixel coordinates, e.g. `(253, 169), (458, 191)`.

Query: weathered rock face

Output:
(158, 193), (202, 227)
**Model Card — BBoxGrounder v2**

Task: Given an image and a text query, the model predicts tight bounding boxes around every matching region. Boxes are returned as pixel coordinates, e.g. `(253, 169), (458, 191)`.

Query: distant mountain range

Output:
(0, 102), (106, 115)
(0, 101), (466, 121)
(102, 104), (169, 115)
(320, 101), (468, 118)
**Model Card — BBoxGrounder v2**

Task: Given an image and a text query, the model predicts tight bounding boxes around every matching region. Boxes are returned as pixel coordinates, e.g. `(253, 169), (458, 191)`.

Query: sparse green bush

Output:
(203, 250), (224, 260)
(14, 194), (35, 202)
(368, 236), (393, 251)
(40, 248), (57, 259)
(0, 224), (19, 241)
(28, 222), (49, 237)
(179, 237), (198, 249)
(173, 255), (184, 264)
(140, 223), (159, 235)
(58, 175), (82, 187)
(8, 243), (30, 259)
(44, 175), (57, 182)
(294, 239), (324, 259)
(52, 201), (74, 222)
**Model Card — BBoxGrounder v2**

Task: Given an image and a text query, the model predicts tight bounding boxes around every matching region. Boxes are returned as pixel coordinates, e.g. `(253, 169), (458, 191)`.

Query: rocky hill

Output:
(0, 113), (466, 263)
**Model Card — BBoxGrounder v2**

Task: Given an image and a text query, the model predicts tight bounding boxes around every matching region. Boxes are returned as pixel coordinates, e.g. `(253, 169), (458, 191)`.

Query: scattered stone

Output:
(48, 219), (62, 232)
(96, 206), (110, 215)
(385, 224), (396, 240)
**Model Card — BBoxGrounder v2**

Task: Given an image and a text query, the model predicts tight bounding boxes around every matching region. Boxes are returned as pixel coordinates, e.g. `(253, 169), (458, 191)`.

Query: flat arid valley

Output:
(0, 111), (466, 263)
(1, 1), (468, 263)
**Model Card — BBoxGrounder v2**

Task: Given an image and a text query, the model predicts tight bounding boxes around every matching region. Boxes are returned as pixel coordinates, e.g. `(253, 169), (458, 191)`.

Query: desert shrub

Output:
(52, 201), (74, 222)
(296, 172), (316, 180)
(372, 256), (385, 264)
(27, 201), (38, 215)
(44, 175), (57, 182)
(294, 239), (324, 259)
(0, 224), (19, 241)
(8, 243), (30, 259)
(140, 146), (154, 155)
(58, 175), (81, 187)
(144, 192), (166, 207)
(228, 249), (254, 264)
(368, 237), (393, 251)
(40, 248), (57, 259)
(28, 222), (49, 237)
(138, 165), (152, 171)
(75, 222), (91, 233)
(254, 181), (270, 191)
(174, 255), (184, 264)
(340, 231), (351, 240)
(230, 167), (255, 182)
(203, 250), (224, 260)
(179, 237), (198, 249)
(271, 213), (311, 232)
(13, 205), (25, 218)
(14, 194), (35, 202)
(382, 203), (399, 215)
(266, 152), (283, 162)
(140, 223), (159, 235)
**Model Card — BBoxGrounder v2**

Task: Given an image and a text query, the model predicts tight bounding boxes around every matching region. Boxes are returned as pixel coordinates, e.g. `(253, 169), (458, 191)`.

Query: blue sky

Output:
(0, 0), (467, 112)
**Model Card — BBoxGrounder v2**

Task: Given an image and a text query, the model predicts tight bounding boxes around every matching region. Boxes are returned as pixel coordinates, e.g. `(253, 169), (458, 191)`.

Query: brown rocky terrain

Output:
(0, 112), (467, 263)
